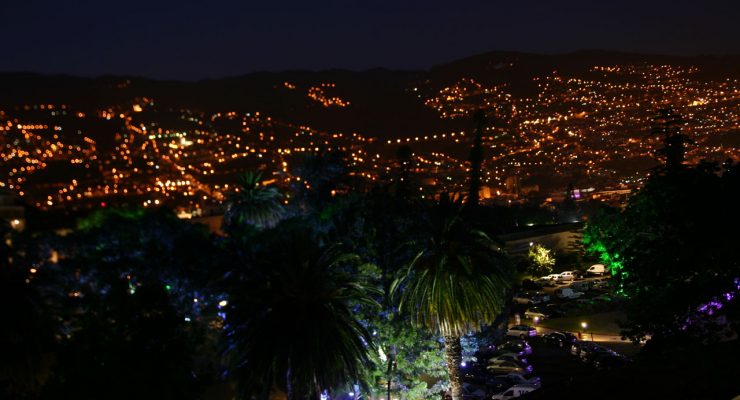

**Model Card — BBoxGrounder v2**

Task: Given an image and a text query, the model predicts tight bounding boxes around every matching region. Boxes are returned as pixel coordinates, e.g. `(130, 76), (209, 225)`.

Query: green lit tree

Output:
(528, 243), (555, 276)
(583, 161), (740, 342)
(391, 196), (510, 400)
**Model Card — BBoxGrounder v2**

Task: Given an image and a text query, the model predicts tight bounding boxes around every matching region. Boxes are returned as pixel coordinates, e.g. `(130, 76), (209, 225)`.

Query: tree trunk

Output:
(386, 354), (392, 400)
(443, 335), (463, 400)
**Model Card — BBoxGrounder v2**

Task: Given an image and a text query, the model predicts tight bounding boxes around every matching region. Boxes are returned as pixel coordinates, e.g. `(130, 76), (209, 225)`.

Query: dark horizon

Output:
(3, 49), (740, 82)
(2, 0), (739, 80)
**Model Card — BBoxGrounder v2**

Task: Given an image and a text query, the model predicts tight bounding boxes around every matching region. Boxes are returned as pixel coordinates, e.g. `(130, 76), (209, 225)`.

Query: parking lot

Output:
(510, 274), (628, 336)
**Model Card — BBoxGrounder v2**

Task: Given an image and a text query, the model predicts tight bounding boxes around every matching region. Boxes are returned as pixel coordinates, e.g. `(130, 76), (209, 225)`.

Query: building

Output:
(0, 188), (25, 231)
(498, 222), (584, 259)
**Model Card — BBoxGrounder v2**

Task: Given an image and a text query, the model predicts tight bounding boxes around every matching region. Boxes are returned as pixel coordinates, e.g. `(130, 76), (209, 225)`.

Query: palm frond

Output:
(225, 171), (285, 229)
(392, 208), (511, 338)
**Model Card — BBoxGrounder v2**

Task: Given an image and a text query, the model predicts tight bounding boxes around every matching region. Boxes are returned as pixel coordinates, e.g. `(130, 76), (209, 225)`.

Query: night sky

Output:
(1, 0), (738, 80)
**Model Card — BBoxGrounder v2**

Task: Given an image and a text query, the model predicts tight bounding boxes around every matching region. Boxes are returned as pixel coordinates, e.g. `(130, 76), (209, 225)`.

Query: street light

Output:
(581, 322), (593, 341)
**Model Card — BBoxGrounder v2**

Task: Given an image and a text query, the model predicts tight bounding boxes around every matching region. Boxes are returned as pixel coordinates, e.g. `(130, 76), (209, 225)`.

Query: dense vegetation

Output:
(2, 131), (739, 399)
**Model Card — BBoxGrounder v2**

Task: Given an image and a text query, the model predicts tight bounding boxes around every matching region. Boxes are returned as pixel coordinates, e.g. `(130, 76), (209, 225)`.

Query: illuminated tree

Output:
(392, 196), (510, 400)
(584, 161), (740, 342)
(315, 188), (448, 399)
(528, 243), (555, 276)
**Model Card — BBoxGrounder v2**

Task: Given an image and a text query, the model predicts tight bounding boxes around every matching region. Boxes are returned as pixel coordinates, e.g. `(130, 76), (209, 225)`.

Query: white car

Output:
(524, 308), (548, 320)
(491, 384), (538, 399)
(506, 325), (537, 339)
(498, 373), (541, 388)
(542, 274), (561, 281)
(557, 271), (576, 281)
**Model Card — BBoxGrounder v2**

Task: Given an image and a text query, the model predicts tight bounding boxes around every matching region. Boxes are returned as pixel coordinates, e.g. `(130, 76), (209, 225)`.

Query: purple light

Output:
(685, 277), (739, 328)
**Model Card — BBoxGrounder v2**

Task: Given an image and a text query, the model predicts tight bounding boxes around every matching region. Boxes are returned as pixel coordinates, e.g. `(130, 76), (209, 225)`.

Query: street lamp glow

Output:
(581, 321), (588, 330)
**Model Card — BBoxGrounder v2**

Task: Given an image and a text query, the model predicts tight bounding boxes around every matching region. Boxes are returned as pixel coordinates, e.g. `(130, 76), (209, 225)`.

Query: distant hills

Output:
(2, 50), (740, 138)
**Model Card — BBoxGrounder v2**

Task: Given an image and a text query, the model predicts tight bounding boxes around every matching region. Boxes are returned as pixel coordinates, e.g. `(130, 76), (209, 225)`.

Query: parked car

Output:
(529, 291), (550, 303)
(570, 341), (598, 356)
(474, 344), (499, 361)
(543, 304), (566, 317)
(524, 307), (549, 320)
(512, 292), (535, 305)
(537, 278), (557, 287)
(477, 349), (524, 363)
(488, 354), (528, 366)
(569, 281), (591, 292)
(490, 384), (538, 399)
(554, 287), (584, 299)
(592, 293), (613, 302)
(487, 361), (533, 375)
(542, 274), (561, 281)
(459, 364), (513, 393)
(459, 362), (487, 381)
(542, 331), (577, 348)
(506, 325), (537, 339)
(580, 344), (615, 363)
(444, 382), (498, 399)
(499, 340), (533, 355)
(574, 298), (593, 306)
(557, 271), (577, 282)
(593, 354), (630, 370)
(496, 373), (541, 388)
(587, 264), (606, 275)
(521, 279), (543, 290)
(591, 278), (611, 290)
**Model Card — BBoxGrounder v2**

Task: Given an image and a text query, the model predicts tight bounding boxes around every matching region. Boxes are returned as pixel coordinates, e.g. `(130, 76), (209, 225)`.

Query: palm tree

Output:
(391, 197), (510, 400)
(225, 171), (285, 229)
(224, 234), (379, 400)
